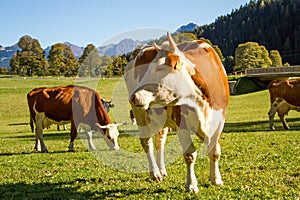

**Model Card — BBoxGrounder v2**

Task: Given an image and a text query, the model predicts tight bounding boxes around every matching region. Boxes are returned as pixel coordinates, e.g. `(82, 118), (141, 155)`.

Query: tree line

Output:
(8, 0), (297, 77)
(10, 35), (127, 77)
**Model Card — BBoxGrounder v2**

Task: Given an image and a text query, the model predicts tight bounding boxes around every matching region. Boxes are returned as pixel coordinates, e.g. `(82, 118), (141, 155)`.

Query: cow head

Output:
(96, 123), (121, 150)
(129, 32), (201, 110)
(101, 99), (115, 113)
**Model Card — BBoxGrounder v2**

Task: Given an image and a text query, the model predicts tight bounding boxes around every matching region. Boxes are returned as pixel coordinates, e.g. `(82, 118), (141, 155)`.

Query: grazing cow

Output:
(56, 98), (115, 131)
(27, 85), (121, 152)
(268, 78), (300, 130)
(101, 99), (115, 113)
(124, 32), (229, 193)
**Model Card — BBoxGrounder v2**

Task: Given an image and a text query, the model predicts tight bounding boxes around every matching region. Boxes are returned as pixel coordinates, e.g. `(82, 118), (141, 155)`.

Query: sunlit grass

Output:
(0, 78), (299, 199)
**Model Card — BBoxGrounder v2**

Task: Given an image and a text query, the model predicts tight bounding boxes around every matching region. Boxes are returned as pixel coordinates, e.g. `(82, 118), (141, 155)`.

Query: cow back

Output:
(183, 40), (229, 111)
(269, 79), (300, 106)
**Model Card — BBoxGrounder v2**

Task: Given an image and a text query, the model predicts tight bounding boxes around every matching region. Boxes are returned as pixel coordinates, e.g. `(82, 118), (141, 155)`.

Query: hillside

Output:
(193, 0), (300, 65)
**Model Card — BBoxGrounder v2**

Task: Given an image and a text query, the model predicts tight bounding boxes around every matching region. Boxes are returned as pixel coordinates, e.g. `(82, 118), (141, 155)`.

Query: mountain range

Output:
(0, 23), (195, 69)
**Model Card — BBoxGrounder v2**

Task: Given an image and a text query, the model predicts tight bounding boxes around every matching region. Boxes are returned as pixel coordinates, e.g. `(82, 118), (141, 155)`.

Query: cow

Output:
(101, 99), (115, 113)
(124, 32), (229, 193)
(27, 85), (121, 152)
(55, 98), (115, 131)
(268, 78), (300, 130)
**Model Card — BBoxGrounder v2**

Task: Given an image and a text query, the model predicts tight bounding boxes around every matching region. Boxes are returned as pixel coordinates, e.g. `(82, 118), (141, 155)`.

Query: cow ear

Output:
(167, 53), (181, 70)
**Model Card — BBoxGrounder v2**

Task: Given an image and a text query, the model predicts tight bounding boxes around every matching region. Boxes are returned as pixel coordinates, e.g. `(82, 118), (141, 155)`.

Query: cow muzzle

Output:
(130, 84), (177, 110)
(129, 89), (155, 110)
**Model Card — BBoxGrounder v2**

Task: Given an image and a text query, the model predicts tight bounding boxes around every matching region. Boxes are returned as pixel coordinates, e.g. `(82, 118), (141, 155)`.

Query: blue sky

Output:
(1, 0), (250, 48)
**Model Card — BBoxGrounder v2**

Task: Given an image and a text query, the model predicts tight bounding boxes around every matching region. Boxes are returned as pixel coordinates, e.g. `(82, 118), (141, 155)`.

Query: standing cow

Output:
(27, 85), (121, 152)
(124, 32), (229, 193)
(268, 78), (300, 130)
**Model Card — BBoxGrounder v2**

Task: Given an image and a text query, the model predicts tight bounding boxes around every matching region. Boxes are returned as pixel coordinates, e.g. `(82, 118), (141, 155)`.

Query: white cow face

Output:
(97, 123), (121, 150)
(129, 34), (201, 110)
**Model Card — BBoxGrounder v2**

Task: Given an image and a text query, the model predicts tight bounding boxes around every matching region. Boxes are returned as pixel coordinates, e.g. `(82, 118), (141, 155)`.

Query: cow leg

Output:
(140, 137), (163, 182)
(268, 106), (277, 131)
(154, 127), (168, 177)
(35, 113), (48, 152)
(277, 104), (290, 130)
(63, 124), (67, 130)
(177, 129), (198, 193)
(279, 114), (290, 130)
(68, 122), (77, 152)
(57, 125), (60, 131)
(86, 131), (96, 150)
(208, 141), (223, 185)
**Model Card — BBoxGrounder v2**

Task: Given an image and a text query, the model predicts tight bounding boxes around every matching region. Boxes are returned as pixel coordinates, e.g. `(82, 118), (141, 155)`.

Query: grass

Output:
(0, 77), (299, 199)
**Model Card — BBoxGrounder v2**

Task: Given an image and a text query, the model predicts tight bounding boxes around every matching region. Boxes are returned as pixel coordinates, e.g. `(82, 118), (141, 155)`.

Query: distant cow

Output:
(27, 85), (121, 152)
(124, 32), (229, 193)
(56, 98), (115, 131)
(268, 78), (300, 130)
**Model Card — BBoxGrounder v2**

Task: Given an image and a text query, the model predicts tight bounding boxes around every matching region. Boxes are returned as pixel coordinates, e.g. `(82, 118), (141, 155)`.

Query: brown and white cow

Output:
(55, 98), (114, 131)
(268, 78), (300, 130)
(124, 32), (229, 193)
(27, 85), (120, 152)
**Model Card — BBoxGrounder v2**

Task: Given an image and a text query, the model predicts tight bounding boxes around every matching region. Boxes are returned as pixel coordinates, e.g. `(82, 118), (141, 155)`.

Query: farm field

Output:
(0, 77), (299, 199)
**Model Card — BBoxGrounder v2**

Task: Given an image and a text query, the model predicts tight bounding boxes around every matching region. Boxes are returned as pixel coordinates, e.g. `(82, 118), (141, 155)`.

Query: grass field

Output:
(0, 77), (299, 199)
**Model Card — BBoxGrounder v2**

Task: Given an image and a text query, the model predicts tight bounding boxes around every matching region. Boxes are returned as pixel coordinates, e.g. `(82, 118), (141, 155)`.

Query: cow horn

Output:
(153, 43), (161, 51)
(96, 123), (107, 129)
(116, 122), (127, 126)
(167, 32), (177, 52)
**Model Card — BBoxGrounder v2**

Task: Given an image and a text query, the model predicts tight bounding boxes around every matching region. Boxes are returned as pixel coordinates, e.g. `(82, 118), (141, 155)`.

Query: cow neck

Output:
(95, 92), (112, 125)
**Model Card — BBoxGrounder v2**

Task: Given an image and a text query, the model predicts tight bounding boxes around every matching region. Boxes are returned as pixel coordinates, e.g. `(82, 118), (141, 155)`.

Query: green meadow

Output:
(0, 77), (299, 199)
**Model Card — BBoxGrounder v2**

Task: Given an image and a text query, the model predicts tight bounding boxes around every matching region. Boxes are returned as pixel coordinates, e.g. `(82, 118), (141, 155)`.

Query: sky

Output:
(1, 0), (250, 48)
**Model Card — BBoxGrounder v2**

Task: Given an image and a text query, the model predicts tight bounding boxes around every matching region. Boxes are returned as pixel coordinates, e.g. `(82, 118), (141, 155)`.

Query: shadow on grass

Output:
(0, 181), (95, 199)
(0, 180), (157, 199)
(224, 117), (300, 133)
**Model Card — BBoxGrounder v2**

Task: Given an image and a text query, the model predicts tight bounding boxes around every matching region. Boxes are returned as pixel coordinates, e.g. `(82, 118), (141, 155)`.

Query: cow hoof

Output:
(211, 179), (224, 186)
(270, 126), (275, 131)
(160, 169), (168, 177)
(186, 184), (199, 193)
(150, 171), (163, 182)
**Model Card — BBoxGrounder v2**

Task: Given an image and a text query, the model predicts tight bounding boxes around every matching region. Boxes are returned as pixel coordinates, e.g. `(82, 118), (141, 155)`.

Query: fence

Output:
(245, 66), (300, 78)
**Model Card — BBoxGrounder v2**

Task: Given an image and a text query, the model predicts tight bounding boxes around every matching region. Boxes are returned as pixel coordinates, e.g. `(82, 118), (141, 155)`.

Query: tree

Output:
(173, 32), (198, 43)
(48, 43), (79, 76)
(234, 42), (272, 71)
(224, 56), (235, 74)
(269, 50), (283, 66)
(79, 44), (102, 77)
(104, 55), (127, 76)
(10, 35), (48, 76)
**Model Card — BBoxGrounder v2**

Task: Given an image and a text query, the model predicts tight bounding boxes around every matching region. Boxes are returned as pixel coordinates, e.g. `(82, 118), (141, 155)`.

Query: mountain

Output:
(176, 23), (198, 32)
(0, 44), (20, 69)
(97, 39), (146, 56)
(64, 42), (84, 58)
